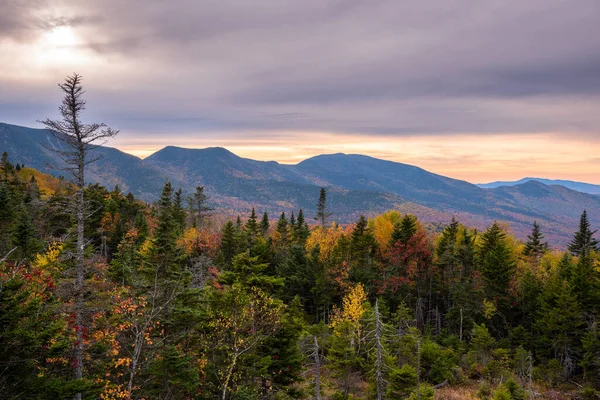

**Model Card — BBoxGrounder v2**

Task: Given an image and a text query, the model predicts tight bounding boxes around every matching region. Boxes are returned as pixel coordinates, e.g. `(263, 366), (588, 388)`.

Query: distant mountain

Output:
(478, 177), (600, 195)
(2, 121), (599, 246)
(0, 122), (176, 199)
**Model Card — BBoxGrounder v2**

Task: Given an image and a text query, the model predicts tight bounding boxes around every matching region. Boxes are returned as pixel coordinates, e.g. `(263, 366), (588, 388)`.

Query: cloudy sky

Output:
(2, 0), (600, 183)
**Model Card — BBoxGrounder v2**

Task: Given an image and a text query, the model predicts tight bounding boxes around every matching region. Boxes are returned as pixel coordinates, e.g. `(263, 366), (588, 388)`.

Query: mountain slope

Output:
(0, 122), (176, 199)
(478, 177), (600, 195)
(2, 122), (598, 246)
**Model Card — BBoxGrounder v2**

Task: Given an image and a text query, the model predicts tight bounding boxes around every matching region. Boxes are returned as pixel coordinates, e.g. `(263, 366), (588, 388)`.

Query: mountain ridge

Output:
(478, 177), (600, 195)
(2, 121), (599, 246)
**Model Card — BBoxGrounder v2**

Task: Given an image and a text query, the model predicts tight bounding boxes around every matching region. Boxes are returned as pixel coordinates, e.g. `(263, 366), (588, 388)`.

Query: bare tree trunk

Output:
(416, 339), (421, 400)
(313, 335), (321, 400)
(73, 105), (86, 400)
(222, 353), (238, 400)
(375, 301), (385, 400)
(459, 308), (463, 342)
(39, 74), (118, 400)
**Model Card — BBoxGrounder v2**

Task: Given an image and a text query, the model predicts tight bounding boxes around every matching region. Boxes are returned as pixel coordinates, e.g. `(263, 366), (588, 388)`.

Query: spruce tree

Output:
(188, 186), (213, 227)
(390, 214), (417, 246)
(568, 210), (599, 256)
(172, 188), (187, 234)
(523, 221), (549, 259)
(479, 222), (516, 330)
(220, 221), (237, 266)
(276, 212), (289, 244)
(294, 209), (309, 245)
(245, 208), (259, 239)
(11, 205), (38, 260)
(315, 187), (333, 227)
(261, 211), (270, 237)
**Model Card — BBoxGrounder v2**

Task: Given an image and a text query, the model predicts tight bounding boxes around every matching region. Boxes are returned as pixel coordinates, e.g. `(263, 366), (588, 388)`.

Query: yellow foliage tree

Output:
(368, 210), (402, 250)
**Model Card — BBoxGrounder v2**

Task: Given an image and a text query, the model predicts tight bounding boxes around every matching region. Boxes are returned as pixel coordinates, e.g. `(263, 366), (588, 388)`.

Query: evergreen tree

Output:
(568, 210), (599, 256)
(188, 186), (213, 228)
(391, 214), (417, 246)
(220, 221), (237, 266)
(261, 211), (270, 237)
(11, 205), (39, 260)
(315, 187), (333, 227)
(536, 274), (583, 378)
(479, 222), (516, 330)
(245, 208), (259, 240)
(276, 212), (289, 245)
(523, 221), (549, 259)
(350, 215), (377, 288)
(172, 188), (186, 234)
(294, 209), (309, 245)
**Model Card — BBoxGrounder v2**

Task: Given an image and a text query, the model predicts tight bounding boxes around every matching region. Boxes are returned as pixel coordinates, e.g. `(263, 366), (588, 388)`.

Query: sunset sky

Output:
(1, 0), (599, 184)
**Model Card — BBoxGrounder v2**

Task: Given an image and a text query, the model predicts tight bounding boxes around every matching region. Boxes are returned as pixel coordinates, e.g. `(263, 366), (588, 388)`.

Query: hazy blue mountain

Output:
(478, 177), (600, 195)
(0, 122), (176, 199)
(2, 121), (599, 246)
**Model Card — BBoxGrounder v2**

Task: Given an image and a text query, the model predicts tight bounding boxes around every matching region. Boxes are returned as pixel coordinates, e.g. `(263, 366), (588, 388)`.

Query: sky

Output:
(1, 0), (600, 184)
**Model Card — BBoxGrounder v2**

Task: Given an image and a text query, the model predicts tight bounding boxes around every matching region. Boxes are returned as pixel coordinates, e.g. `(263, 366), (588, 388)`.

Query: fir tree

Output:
(11, 205), (38, 260)
(245, 208), (259, 239)
(479, 222), (516, 330)
(568, 210), (599, 256)
(523, 221), (549, 259)
(294, 209), (309, 245)
(220, 221), (237, 266)
(188, 186), (213, 227)
(172, 188), (186, 234)
(276, 212), (289, 244)
(260, 211), (270, 237)
(390, 214), (417, 246)
(315, 187), (333, 227)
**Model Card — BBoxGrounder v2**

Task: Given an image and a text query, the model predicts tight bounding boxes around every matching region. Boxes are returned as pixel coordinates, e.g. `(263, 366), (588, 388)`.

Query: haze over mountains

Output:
(1, 122), (599, 246)
(478, 178), (600, 195)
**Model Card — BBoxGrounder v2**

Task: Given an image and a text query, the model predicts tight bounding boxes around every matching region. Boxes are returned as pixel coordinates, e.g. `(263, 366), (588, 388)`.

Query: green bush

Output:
(386, 364), (418, 398)
(409, 383), (435, 400)
(491, 384), (511, 400)
(476, 381), (492, 400)
(504, 378), (526, 400)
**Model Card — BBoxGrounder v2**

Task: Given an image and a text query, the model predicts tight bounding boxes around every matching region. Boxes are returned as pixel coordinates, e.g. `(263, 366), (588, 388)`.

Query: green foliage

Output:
(1, 161), (599, 399)
(386, 364), (418, 398)
(409, 383), (435, 400)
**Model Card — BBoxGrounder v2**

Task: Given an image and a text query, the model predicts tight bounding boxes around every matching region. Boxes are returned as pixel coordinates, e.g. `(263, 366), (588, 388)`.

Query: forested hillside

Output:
(1, 152), (599, 399)
(3, 122), (600, 247)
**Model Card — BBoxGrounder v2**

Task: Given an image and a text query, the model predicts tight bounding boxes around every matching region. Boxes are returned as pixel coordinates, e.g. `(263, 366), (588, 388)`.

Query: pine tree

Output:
(523, 221), (549, 259)
(568, 210), (599, 256)
(315, 187), (333, 227)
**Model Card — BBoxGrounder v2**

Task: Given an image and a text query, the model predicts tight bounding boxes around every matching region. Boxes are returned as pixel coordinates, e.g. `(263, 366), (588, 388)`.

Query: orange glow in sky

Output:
(110, 131), (600, 184)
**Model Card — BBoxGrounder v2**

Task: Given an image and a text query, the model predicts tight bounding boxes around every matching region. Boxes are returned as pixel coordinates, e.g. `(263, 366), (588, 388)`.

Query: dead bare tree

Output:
(373, 300), (386, 400)
(312, 335), (322, 400)
(39, 73), (118, 400)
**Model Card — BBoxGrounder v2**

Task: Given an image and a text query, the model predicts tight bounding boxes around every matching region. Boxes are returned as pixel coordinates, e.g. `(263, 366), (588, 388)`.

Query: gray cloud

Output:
(1, 0), (600, 141)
